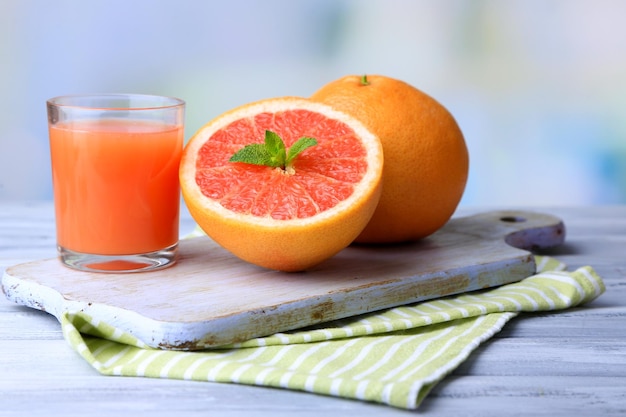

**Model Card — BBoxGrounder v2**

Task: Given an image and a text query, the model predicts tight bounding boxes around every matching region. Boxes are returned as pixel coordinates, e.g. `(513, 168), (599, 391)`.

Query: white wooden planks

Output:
(1, 203), (625, 416)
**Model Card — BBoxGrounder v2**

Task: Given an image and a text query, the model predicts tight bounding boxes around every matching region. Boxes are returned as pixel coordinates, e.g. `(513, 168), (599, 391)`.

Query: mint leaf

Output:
(264, 130), (287, 167)
(229, 130), (317, 171)
(286, 137), (317, 167)
(229, 143), (275, 166)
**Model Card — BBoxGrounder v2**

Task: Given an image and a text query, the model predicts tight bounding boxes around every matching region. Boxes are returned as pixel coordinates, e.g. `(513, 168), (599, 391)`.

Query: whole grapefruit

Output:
(311, 75), (469, 243)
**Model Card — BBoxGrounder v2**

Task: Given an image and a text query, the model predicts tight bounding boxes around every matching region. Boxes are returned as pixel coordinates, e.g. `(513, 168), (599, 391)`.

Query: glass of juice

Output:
(46, 94), (185, 273)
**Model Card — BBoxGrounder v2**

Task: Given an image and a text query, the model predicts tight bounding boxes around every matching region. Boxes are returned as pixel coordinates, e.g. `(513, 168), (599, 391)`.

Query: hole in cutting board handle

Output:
(500, 216), (527, 223)
(496, 211), (565, 252)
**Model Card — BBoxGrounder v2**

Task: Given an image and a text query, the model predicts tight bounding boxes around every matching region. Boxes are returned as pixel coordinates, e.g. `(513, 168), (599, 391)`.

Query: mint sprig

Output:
(229, 130), (317, 171)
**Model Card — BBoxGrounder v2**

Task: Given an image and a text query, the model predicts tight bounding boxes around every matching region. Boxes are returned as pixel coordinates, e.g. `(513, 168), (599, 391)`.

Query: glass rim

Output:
(46, 93), (185, 111)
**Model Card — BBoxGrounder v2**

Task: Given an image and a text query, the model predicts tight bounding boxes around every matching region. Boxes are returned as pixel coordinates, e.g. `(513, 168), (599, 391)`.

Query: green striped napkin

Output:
(60, 256), (604, 410)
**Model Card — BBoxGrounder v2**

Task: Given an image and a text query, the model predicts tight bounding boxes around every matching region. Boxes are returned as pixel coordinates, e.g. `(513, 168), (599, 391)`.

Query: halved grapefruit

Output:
(179, 97), (383, 272)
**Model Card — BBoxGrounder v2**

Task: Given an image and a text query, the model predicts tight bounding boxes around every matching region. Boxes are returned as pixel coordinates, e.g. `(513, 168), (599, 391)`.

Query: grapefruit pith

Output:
(179, 97), (383, 271)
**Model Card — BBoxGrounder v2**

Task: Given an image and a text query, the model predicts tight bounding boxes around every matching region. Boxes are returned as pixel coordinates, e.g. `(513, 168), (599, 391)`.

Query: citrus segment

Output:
(311, 75), (469, 244)
(180, 97), (383, 271)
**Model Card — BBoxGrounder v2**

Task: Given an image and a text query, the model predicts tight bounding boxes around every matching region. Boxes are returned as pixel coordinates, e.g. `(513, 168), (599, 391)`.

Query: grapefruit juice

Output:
(47, 93), (185, 272)
(49, 119), (183, 256)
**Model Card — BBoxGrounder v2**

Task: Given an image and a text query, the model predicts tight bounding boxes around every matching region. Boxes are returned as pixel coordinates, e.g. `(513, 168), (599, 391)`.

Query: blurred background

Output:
(1, 0), (625, 206)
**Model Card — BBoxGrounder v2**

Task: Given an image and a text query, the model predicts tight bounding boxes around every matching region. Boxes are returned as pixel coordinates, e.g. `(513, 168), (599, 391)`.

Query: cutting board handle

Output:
(459, 210), (566, 252)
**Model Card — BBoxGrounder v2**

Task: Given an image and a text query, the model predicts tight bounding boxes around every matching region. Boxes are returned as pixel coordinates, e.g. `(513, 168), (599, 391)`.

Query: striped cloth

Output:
(60, 256), (604, 410)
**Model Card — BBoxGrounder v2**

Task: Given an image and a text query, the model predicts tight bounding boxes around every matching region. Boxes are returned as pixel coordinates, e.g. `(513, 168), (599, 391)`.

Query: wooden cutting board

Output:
(2, 210), (564, 350)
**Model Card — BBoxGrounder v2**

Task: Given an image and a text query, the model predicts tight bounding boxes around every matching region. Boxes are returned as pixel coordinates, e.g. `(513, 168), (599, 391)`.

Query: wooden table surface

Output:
(1, 202), (625, 416)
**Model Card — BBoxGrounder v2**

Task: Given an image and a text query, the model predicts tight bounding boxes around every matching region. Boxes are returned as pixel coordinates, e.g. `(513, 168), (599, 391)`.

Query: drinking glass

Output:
(47, 94), (185, 272)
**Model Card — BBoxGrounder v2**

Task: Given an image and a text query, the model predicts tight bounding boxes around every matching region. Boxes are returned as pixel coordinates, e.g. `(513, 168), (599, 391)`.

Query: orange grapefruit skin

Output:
(311, 75), (469, 244)
(180, 97), (383, 272)
(183, 191), (380, 272)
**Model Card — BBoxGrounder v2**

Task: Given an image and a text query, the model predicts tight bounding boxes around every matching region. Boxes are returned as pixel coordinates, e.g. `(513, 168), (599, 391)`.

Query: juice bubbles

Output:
(49, 119), (183, 256)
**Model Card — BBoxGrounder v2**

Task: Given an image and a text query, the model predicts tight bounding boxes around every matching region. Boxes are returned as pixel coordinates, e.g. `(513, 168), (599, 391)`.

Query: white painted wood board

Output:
(2, 210), (565, 350)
